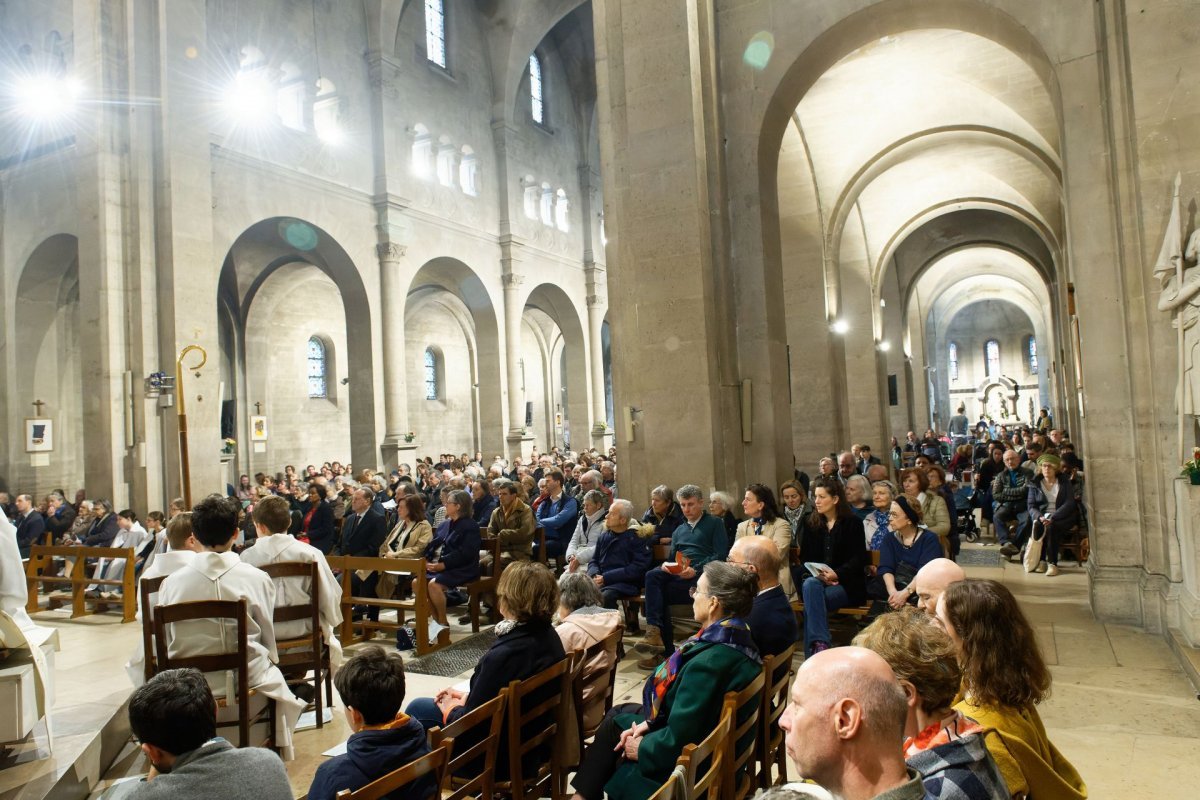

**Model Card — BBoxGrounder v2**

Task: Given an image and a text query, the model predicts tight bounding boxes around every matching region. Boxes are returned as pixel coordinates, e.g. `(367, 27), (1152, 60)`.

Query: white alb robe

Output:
(91, 523), (153, 591)
(239, 534), (344, 667)
(124, 548), (197, 686)
(0, 514), (46, 636)
(158, 551), (304, 759)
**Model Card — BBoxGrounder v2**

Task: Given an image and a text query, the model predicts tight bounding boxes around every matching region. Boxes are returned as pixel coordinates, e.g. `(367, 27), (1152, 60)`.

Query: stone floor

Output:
(19, 545), (1200, 799)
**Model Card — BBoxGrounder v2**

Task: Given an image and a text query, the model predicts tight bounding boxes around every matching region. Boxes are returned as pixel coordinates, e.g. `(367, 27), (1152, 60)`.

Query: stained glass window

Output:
(424, 348), (438, 400)
(425, 0), (446, 68)
(307, 337), (327, 398)
(1028, 336), (1038, 374)
(529, 53), (544, 123)
(985, 339), (1000, 377)
(948, 342), (958, 381)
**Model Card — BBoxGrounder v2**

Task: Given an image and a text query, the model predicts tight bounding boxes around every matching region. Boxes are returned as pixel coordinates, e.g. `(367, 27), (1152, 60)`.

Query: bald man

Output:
(729, 537), (798, 657)
(911, 558), (965, 616)
(780, 647), (927, 800)
(865, 464), (890, 484)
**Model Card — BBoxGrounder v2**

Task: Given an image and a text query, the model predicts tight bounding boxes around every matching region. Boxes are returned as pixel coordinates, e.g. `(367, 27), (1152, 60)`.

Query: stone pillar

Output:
(586, 292), (612, 451)
(502, 271), (534, 459)
(593, 0), (742, 502)
(377, 241), (418, 469)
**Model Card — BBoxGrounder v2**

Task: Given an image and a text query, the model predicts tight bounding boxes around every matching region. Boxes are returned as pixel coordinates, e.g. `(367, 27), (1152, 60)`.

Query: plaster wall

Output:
(405, 296), (478, 457)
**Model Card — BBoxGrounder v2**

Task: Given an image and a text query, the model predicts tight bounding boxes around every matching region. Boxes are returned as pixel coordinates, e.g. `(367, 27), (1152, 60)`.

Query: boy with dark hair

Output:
(307, 646), (434, 800)
(120, 668), (292, 799)
(158, 494), (304, 759)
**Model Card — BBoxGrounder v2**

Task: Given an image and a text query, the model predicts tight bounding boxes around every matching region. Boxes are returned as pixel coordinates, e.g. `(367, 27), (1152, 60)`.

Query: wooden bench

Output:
(464, 537), (502, 632)
(24, 544), (138, 622)
(326, 556), (449, 656)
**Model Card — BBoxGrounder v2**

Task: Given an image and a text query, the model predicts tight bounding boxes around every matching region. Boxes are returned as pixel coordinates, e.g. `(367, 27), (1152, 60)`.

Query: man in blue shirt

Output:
(535, 468), (578, 560)
(636, 484), (729, 668)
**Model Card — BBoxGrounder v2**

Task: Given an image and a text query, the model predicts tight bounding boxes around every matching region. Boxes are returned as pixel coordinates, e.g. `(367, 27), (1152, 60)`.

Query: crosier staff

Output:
(175, 345), (208, 508)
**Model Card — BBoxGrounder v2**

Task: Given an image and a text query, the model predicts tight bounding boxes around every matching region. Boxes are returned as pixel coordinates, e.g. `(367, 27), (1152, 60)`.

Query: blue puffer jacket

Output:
(588, 524), (655, 596)
(308, 717), (435, 800)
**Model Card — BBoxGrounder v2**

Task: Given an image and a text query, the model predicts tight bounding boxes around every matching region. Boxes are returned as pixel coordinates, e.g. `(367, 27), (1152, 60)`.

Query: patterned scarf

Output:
(642, 616), (760, 723)
(868, 508), (890, 551)
(751, 517), (765, 536)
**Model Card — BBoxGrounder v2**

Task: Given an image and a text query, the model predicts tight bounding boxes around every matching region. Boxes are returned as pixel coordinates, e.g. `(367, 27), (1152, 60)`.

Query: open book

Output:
(803, 562), (833, 578)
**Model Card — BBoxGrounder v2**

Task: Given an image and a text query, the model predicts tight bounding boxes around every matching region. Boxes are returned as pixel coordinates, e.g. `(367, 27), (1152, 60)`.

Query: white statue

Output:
(1155, 174), (1200, 416)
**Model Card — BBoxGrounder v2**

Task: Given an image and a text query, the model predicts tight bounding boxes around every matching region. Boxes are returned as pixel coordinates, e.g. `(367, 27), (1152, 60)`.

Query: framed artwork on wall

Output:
(25, 418), (53, 452)
(251, 415), (268, 442)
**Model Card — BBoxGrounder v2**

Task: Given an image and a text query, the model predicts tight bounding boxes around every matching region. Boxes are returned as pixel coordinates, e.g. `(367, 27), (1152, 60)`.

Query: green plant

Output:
(1181, 447), (1200, 477)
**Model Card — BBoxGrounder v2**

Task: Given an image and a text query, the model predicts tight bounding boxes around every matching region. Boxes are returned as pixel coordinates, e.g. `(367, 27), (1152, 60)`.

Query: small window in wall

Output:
(436, 138), (457, 188)
(425, 0), (447, 69)
(522, 177), (539, 219)
(985, 339), (1000, 377)
(313, 78), (342, 144)
(307, 337), (327, 398)
(599, 213), (608, 246)
(424, 347), (439, 400)
(529, 53), (544, 124)
(1027, 336), (1038, 375)
(277, 62), (305, 131)
(540, 184), (553, 226)
(948, 342), (958, 382)
(554, 189), (569, 232)
(459, 147), (478, 196)
(411, 124), (432, 179)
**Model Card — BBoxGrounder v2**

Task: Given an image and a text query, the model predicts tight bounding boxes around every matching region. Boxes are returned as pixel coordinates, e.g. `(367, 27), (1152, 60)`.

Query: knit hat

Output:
(1036, 453), (1062, 469)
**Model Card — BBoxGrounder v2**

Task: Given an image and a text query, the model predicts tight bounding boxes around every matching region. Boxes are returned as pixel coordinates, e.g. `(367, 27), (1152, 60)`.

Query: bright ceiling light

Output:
(315, 121), (343, 146)
(13, 74), (81, 120)
(831, 319), (850, 334)
(878, 340), (892, 352)
(222, 71), (274, 127)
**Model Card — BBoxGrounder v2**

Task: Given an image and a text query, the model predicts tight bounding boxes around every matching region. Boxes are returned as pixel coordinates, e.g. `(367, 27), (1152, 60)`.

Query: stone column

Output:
(502, 271), (534, 459)
(377, 241), (417, 469)
(593, 0), (743, 502)
(586, 292), (612, 451)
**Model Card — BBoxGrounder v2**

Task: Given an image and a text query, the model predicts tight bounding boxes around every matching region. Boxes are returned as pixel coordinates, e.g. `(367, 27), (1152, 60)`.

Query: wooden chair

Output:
(570, 626), (624, 754)
(138, 574), (168, 682)
(464, 537), (502, 632)
(645, 767), (686, 800)
(678, 706), (732, 800)
(429, 690), (508, 800)
(789, 550), (880, 623)
(621, 543), (672, 632)
(721, 670), (765, 800)
(496, 658), (572, 800)
(259, 561), (332, 727)
(534, 527), (547, 566)
(758, 642), (797, 789)
(334, 746), (448, 800)
(326, 556), (448, 656)
(153, 598), (276, 750)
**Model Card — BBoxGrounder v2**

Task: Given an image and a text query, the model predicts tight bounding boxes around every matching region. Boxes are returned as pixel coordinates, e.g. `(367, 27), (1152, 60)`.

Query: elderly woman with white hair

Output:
(556, 572), (623, 733)
(707, 490), (739, 542)
(566, 489), (609, 571)
(844, 474), (873, 522)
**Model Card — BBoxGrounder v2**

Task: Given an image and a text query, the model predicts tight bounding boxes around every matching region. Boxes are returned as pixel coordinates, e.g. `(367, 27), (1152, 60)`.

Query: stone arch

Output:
(407, 257), (504, 455)
(219, 218), (376, 472)
(523, 282), (590, 451)
(10, 234), (83, 494)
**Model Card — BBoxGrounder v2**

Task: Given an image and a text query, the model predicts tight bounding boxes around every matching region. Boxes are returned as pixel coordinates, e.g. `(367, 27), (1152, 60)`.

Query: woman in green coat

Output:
(570, 561), (762, 800)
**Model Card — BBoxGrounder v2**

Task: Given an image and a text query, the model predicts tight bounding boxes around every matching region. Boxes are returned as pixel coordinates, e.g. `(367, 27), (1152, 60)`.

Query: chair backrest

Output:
(259, 560), (321, 645)
(334, 745), (448, 800)
(721, 670), (766, 800)
(138, 574), (168, 682)
(759, 642), (797, 790)
(646, 764), (686, 800)
(680, 706), (731, 800)
(480, 536), (501, 579)
(570, 625), (624, 744)
(153, 598), (256, 747)
(651, 543), (672, 562)
(534, 527), (547, 565)
(505, 658), (571, 799)
(429, 690), (507, 800)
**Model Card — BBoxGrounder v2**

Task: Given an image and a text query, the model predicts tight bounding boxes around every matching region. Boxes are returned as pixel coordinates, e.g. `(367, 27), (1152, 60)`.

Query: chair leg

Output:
(314, 662), (324, 728)
(469, 593), (481, 633)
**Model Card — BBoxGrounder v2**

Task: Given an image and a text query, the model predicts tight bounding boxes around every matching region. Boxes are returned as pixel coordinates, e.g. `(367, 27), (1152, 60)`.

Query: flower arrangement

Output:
(403, 432), (415, 443)
(1182, 447), (1200, 484)
(223, 437), (237, 454)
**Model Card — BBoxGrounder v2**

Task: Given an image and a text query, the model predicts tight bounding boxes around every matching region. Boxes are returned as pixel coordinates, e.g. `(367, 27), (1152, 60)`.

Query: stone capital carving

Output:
(376, 242), (406, 262)
(502, 273), (525, 289)
(586, 294), (605, 308)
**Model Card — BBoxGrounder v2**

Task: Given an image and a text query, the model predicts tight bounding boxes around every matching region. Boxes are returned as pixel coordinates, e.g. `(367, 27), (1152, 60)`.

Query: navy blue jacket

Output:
(472, 494), (498, 528)
(337, 508), (388, 557)
(80, 513), (119, 547)
(641, 504), (685, 542)
(747, 584), (798, 658)
(536, 494), (579, 545)
(15, 511), (46, 559)
(308, 717), (435, 800)
(300, 500), (336, 553)
(587, 528), (652, 597)
(424, 517), (481, 586)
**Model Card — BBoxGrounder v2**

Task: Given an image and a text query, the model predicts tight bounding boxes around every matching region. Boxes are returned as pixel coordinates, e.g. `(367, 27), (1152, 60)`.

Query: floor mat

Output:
(956, 548), (1003, 567)
(403, 628), (497, 677)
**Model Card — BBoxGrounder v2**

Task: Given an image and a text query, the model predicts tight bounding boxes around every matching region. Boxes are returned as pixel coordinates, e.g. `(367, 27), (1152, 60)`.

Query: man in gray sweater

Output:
(117, 668), (293, 799)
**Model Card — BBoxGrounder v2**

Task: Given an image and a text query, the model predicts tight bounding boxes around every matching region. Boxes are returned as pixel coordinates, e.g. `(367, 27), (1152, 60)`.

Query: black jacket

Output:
(450, 621), (566, 780)
(301, 500), (336, 553)
(80, 513), (119, 547)
(799, 515), (868, 605)
(337, 508), (387, 557)
(45, 505), (76, 540)
(308, 717), (435, 800)
(15, 511), (46, 558)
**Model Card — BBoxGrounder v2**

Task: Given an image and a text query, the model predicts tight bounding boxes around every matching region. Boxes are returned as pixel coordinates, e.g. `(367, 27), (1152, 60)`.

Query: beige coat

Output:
(918, 492), (952, 554)
(374, 519), (433, 599)
(556, 607), (623, 765)
(734, 517), (796, 599)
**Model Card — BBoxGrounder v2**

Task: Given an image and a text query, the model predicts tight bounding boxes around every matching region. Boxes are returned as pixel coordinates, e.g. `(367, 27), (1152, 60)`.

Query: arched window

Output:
(307, 337), (327, 398)
(985, 339), (1000, 377)
(277, 61), (305, 131)
(313, 77), (342, 144)
(554, 188), (569, 232)
(539, 183), (553, 226)
(1027, 336), (1038, 374)
(411, 124), (432, 179)
(948, 342), (958, 382)
(459, 146), (478, 196)
(529, 53), (544, 124)
(424, 348), (439, 400)
(424, 0), (446, 68)
(436, 136), (457, 187)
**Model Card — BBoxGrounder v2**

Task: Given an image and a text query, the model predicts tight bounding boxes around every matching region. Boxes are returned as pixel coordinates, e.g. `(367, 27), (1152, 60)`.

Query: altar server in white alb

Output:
(157, 494), (304, 759)
(125, 512), (202, 686)
(89, 509), (154, 596)
(239, 494), (344, 667)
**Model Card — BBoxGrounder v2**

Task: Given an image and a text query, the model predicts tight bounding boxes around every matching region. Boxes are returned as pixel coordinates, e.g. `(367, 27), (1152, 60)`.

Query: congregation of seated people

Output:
(2, 429), (1088, 799)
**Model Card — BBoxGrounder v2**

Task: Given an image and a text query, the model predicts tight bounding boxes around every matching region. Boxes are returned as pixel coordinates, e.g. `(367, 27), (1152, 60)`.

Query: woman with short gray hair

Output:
(566, 489), (608, 569)
(708, 490), (739, 542)
(421, 488), (481, 638)
(641, 484), (683, 544)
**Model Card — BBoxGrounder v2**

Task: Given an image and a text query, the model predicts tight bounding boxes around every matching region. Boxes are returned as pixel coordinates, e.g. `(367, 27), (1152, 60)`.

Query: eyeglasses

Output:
(688, 586), (710, 599)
